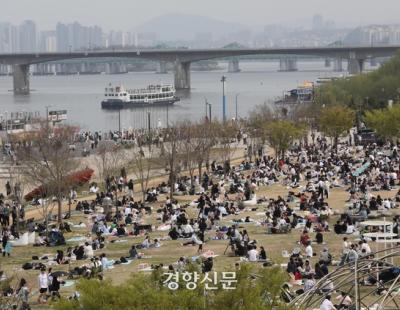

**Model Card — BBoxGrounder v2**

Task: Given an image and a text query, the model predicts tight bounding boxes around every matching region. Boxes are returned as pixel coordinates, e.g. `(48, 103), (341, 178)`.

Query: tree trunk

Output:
(169, 171), (174, 199)
(198, 162), (203, 181)
(57, 198), (62, 223)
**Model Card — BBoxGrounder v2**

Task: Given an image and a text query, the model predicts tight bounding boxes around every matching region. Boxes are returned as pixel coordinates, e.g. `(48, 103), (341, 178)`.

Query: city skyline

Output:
(2, 0), (400, 31)
(2, 15), (400, 54)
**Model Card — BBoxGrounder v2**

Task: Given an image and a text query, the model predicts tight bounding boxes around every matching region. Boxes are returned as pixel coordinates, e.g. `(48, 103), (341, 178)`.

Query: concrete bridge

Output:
(1, 45), (399, 94)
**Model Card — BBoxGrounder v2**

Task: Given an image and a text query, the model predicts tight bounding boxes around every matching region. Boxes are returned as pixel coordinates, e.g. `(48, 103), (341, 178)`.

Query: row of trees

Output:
(246, 102), (355, 154)
(54, 265), (294, 310)
(364, 104), (400, 140)
(6, 103), (358, 225)
(314, 51), (400, 110)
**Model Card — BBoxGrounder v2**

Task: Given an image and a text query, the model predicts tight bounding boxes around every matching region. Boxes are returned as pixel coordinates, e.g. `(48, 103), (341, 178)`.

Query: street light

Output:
(235, 93), (240, 120)
(204, 97), (208, 121)
(4, 111), (7, 136)
(118, 108), (121, 134)
(147, 111), (151, 133)
(221, 75), (227, 122)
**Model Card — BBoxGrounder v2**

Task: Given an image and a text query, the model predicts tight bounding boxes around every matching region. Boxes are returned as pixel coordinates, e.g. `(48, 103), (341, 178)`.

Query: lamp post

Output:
(118, 108), (121, 134)
(45, 105), (52, 128)
(166, 105), (169, 128)
(235, 93), (240, 121)
(221, 75), (227, 122)
(147, 111), (151, 133)
(204, 98), (208, 121)
(208, 103), (212, 122)
(4, 111), (7, 138)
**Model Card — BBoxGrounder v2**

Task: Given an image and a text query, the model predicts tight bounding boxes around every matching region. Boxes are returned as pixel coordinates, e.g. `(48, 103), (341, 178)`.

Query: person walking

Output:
(37, 268), (48, 304)
(2, 230), (11, 257)
(16, 278), (30, 310)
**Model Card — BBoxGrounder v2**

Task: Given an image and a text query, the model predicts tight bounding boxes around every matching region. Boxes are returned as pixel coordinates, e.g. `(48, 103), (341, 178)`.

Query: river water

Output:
(0, 60), (360, 131)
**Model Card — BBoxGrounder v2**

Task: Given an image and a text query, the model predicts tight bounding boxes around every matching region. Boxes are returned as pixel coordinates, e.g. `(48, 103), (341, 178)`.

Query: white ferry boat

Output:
(101, 84), (180, 109)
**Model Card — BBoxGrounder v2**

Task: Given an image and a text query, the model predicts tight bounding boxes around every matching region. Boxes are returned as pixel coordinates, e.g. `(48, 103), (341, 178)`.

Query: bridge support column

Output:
(157, 61), (168, 74)
(324, 58), (331, 67)
(228, 58), (240, 73)
(80, 62), (87, 73)
(333, 58), (343, 72)
(348, 58), (364, 75)
(174, 61), (191, 89)
(13, 64), (30, 95)
(279, 58), (298, 72)
(106, 62), (121, 74)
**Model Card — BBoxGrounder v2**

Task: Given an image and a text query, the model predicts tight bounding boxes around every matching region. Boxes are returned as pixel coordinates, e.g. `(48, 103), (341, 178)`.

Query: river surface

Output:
(0, 60), (369, 131)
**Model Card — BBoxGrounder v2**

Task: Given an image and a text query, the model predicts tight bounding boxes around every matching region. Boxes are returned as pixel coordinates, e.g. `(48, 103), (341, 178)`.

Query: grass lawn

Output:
(1, 150), (400, 309)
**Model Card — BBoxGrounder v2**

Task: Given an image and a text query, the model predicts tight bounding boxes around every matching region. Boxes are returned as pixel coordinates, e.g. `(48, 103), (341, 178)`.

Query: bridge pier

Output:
(333, 58), (343, 72)
(106, 62), (122, 74)
(279, 58), (298, 72)
(370, 58), (377, 67)
(13, 64), (30, 95)
(157, 61), (168, 74)
(228, 58), (240, 73)
(348, 58), (365, 75)
(174, 61), (191, 89)
(324, 58), (331, 67)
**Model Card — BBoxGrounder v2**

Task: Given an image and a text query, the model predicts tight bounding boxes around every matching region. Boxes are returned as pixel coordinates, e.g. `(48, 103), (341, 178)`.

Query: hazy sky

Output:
(2, 0), (400, 30)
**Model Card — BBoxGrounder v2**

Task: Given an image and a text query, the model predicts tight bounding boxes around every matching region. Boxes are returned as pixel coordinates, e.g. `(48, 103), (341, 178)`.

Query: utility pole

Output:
(166, 105), (169, 128)
(147, 111), (151, 133)
(4, 111), (8, 139)
(45, 105), (51, 131)
(208, 103), (212, 122)
(205, 98), (208, 121)
(221, 75), (227, 122)
(354, 258), (360, 310)
(235, 93), (240, 120)
(118, 108), (121, 134)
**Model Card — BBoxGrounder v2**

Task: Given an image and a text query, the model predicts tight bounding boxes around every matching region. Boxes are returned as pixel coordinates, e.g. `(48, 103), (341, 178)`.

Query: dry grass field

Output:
(1, 147), (399, 309)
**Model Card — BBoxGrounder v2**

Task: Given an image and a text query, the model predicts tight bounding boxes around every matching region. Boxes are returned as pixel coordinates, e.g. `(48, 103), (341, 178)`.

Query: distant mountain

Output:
(133, 13), (249, 42)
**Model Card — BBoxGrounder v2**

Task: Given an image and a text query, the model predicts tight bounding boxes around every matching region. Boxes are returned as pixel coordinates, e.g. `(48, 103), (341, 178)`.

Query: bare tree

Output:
(130, 146), (159, 201)
(7, 165), (25, 234)
(159, 125), (183, 198)
(94, 142), (125, 182)
(194, 121), (217, 178)
(13, 122), (78, 223)
(214, 121), (240, 176)
(179, 121), (199, 188)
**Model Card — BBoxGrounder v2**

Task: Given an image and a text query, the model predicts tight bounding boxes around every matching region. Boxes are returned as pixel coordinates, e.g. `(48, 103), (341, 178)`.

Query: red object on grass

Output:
(24, 168), (94, 201)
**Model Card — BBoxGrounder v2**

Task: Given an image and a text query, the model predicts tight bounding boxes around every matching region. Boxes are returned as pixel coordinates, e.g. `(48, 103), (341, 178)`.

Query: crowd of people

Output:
(1, 124), (400, 309)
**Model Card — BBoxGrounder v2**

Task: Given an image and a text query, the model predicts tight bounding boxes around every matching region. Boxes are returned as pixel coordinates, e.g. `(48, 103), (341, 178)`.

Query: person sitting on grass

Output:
(247, 245), (258, 262)
(84, 242), (94, 259)
(116, 224), (127, 236)
(259, 246), (267, 261)
(129, 245), (140, 259)
(202, 257), (213, 273)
